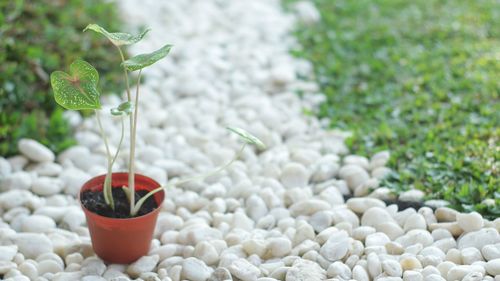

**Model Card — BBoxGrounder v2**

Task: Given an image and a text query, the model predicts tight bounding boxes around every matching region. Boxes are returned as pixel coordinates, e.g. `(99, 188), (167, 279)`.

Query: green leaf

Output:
(83, 24), (150, 46)
(50, 60), (101, 110)
(227, 127), (266, 150)
(121, 44), (172, 71)
(110, 101), (134, 116)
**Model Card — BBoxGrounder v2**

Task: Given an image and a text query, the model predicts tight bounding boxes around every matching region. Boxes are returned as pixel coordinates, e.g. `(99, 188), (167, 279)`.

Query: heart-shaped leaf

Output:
(84, 24), (150, 46)
(50, 60), (101, 110)
(121, 44), (172, 71)
(111, 101), (134, 116)
(227, 127), (266, 150)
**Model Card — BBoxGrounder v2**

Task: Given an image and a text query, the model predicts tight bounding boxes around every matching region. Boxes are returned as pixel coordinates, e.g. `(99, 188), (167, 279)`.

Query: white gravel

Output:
(0, 0), (500, 281)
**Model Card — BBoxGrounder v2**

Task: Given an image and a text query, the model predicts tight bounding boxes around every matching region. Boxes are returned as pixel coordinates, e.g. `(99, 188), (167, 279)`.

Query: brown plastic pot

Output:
(80, 172), (165, 264)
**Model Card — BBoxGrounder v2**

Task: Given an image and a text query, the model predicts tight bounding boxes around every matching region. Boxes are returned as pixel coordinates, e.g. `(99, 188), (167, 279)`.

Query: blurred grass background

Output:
(289, 0), (499, 218)
(0, 0), (125, 156)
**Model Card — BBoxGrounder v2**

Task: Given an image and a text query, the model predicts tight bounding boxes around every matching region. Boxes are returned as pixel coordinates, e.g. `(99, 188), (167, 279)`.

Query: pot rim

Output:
(79, 172), (165, 221)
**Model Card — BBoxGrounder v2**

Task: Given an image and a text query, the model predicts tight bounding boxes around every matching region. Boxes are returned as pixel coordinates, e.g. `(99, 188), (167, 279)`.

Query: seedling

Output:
(50, 24), (265, 217)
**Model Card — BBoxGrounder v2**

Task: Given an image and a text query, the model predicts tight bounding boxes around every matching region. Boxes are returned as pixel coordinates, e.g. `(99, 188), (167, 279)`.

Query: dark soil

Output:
(81, 187), (158, 218)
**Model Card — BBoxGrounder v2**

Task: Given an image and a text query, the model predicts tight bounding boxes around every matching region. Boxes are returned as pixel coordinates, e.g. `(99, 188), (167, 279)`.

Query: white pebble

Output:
(181, 257), (212, 281)
(457, 212), (484, 233)
(18, 139), (55, 162)
(21, 215), (56, 233)
(280, 163), (309, 188)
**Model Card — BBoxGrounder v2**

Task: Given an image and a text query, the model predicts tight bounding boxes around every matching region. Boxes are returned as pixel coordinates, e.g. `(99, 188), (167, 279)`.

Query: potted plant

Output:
(50, 24), (265, 264)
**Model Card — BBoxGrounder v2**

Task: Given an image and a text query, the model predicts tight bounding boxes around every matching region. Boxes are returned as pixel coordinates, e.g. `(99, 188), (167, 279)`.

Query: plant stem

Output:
(116, 46), (131, 101)
(131, 144), (247, 216)
(115, 45), (136, 215)
(95, 110), (114, 209)
(129, 69), (142, 215)
(110, 116), (125, 168)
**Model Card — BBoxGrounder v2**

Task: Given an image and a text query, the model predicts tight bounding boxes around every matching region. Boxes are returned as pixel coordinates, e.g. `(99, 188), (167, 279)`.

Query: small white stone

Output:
(0, 261), (17, 275)
(52, 271), (84, 281)
(60, 168), (91, 196)
(485, 258), (500, 275)
(12, 233), (53, 259)
(338, 164), (369, 191)
(81, 257), (106, 276)
(425, 274), (446, 281)
(319, 231), (349, 261)
(327, 261), (351, 279)
(352, 226), (376, 242)
(309, 211), (332, 232)
(458, 228), (500, 250)
(0, 245), (17, 262)
(61, 208), (86, 231)
(435, 207), (459, 222)
(32, 162), (62, 177)
(352, 265), (369, 281)
(267, 237), (292, 258)
(32, 177), (64, 196)
(420, 246), (446, 261)
(18, 139), (55, 162)
(311, 158), (339, 183)
(446, 265), (473, 281)
(331, 208), (359, 227)
(280, 163), (309, 188)
(382, 259), (402, 277)
(246, 195), (268, 221)
(432, 229), (452, 241)
(208, 267), (232, 281)
(365, 232), (391, 247)
(19, 261), (38, 280)
(81, 276), (106, 281)
(346, 198), (385, 214)
(242, 239), (268, 258)
(403, 214), (427, 232)
(481, 244), (500, 261)
(461, 271), (483, 281)
(399, 189), (425, 202)
(361, 207), (395, 228)
(289, 199), (330, 217)
(229, 258), (261, 281)
(369, 187), (397, 201)
(457, 212), (484, 233)
(400, 257), (422, 271)
(292, 222), (315, 246)
(65, 253), (83, 265)
(193, 242), (219, 266)
(21, 215), (56, 233)
(286, 259), (326, 281)
(341, 155), (368, 169)
(367, 252), (382, 278)
(370, 151), (390, 169)
(445, 248), (463, 264)
(37, 259), (63, 275)
(0, 171), (32, 191)
(396, 229), (434, 248)
(0, 157), (11, 176)
(403, 270), (423, 281)
(372, 167), (391, 180)
(181, 257), (212, 281)
(319, 187), (345, 206)
(461, 247), (484, 264)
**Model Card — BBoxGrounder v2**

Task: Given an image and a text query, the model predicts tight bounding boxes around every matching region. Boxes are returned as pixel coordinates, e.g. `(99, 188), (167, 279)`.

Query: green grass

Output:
(288, 0), (500, 218)
(0, 0), (125, 156)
